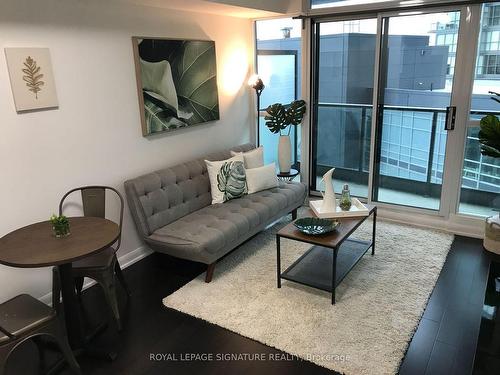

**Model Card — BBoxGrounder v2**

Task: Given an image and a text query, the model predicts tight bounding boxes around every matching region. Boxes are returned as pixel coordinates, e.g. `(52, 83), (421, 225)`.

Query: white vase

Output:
(278, 135), (292, 173)
(320, 168), (337, 213)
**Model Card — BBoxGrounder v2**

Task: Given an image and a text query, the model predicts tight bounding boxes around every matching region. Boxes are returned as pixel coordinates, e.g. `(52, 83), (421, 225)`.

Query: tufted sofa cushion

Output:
(124, 143), (254, 238)
(125, 143), (307, 266)
(146, 181), (306, 264)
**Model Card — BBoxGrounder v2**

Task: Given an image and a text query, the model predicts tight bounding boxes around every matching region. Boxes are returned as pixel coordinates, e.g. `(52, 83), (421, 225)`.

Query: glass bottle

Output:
(339, 184), (352, 211)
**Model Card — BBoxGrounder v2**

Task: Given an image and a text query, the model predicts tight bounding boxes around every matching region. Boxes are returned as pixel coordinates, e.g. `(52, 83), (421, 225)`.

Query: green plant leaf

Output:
(170, 41), (219, 125)
(265, 103), (286, 134)
(285, 100), (306, 126)
(480, 144), (500, 158)
(264, 100), (306, 134)
(144, 95), (188, 134)
(479, 114), (500, 157)
(140, 59), (194, 122)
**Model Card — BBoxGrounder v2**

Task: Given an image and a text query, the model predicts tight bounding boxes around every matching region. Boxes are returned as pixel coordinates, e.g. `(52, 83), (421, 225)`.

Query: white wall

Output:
(207, 0), (302, 13)
(0, 0), (254, 302)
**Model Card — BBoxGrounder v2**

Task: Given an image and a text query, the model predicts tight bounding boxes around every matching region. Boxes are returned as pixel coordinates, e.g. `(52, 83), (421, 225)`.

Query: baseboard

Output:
(118, 245), (154, 269)
(39, 245), (153, 305)
(376, 206), (485, 239)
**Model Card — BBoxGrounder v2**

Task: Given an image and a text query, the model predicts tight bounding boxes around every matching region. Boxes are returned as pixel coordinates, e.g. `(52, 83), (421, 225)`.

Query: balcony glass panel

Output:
(259, 116), (298, 167)
(256, 18), (302, 167)
(459, 3), (500, 217)
(312, 18), (377, 198)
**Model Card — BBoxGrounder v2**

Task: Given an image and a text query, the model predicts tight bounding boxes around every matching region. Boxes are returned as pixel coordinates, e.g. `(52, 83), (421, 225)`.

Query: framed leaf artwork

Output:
(132, 37), (220, 136)
(4, 48), (58, 112)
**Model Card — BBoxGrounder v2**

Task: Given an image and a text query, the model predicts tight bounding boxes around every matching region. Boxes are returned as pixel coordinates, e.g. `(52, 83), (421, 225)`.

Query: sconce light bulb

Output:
(248, 74), (264, 93)
(248, 74), (260, 87)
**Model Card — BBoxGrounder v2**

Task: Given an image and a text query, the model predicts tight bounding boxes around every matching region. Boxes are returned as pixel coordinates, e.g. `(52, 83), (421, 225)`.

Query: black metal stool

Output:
(0, 294), (81, 375)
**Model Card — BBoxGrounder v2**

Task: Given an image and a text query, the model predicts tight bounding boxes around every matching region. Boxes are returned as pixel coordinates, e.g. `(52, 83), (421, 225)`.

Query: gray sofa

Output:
(124, 143), (306, 282)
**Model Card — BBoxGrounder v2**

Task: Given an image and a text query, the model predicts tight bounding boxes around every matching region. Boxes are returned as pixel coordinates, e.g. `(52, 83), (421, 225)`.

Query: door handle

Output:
(444, 106), (456, 131)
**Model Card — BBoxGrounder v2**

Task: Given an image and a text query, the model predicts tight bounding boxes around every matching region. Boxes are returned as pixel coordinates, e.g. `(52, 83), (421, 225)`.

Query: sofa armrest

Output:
(124, 180), (151, 239)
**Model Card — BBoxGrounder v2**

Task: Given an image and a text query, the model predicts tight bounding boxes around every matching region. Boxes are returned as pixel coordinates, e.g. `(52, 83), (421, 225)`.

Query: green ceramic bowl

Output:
(293, 217), (340, 236)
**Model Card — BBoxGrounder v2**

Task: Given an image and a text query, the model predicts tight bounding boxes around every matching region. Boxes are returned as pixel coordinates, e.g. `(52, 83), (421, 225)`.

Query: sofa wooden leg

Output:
(291, 208), (297, 220)
(205, 263), (216, 283)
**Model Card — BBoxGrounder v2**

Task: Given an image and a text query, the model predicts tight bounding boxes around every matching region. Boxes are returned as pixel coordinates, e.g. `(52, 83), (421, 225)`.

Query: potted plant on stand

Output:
(264, 100), (306, 173)
(478, 91), (500, 254)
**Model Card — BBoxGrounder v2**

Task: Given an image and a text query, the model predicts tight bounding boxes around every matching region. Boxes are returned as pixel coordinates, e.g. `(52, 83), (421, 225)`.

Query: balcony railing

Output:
(313, 102), (500, 206)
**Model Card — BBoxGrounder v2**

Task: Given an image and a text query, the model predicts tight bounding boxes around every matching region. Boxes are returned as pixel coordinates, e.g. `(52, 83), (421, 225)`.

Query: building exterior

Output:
(434, 4), (500, 81)
(477, 3), (500, 77)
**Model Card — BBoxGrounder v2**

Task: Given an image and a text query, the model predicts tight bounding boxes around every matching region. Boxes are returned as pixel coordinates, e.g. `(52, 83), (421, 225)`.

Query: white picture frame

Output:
(4, 47), (58, 112)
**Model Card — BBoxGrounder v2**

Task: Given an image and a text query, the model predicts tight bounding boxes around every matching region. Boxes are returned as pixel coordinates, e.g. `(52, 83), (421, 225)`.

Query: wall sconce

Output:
(248, 74), (265, 146)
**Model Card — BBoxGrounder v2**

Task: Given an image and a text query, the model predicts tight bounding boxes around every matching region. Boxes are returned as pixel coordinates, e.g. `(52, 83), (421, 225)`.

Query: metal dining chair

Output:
(55, 186), (130, 331)
(0, 293), (81, 375)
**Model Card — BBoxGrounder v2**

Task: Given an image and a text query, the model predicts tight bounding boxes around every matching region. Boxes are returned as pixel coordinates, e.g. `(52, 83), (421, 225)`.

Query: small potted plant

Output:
(265, 100), (306, 173)
(50, 214), (70, 238)
(339, 184), (352, 211)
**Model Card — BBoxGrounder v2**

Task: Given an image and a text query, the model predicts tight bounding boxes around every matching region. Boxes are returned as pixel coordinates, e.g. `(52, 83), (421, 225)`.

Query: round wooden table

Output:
(0, 217), (120, 353)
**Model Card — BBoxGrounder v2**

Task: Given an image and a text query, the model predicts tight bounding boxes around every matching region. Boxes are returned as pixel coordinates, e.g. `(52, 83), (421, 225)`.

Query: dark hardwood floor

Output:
(473, 257), (500, 375)
(5, 235), (499, 375)
(399, 236), (492, 375)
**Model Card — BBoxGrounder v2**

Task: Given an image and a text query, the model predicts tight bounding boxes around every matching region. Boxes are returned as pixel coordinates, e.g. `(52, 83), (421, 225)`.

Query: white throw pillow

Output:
(246, 163), (278, 195)
(230, 146), (264, 169)
(205, 154), (247, 204)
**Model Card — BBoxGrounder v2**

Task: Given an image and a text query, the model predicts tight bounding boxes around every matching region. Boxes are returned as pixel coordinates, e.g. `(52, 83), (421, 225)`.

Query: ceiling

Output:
(113, 0), (287, 18)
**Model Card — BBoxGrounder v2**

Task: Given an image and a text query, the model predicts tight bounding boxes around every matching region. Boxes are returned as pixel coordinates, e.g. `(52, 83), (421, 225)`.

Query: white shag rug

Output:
(163, 215), (453, 375)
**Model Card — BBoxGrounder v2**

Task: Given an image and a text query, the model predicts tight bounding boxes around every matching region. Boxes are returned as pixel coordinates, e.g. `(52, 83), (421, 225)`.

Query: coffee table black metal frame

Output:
(276, 206), (377, 304)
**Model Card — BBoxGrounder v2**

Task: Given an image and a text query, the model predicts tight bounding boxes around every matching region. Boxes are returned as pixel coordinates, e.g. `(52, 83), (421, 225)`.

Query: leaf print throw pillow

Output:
(205, 154), (247, 204)
(217, 161), (247, 202)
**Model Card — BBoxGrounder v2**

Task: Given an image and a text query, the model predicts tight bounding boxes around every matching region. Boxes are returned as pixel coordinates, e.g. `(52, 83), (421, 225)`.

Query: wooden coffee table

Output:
(276, 205), (377, 304)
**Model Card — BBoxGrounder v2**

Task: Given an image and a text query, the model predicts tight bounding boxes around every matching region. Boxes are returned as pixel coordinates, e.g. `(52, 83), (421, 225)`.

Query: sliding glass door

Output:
(310, 4), (495, 218)
(372, 10), (461, 211)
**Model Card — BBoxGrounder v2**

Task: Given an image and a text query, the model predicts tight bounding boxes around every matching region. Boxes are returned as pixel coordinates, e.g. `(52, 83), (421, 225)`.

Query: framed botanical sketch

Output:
(4, 48), (58, 112)
(132, 37), (220, 136)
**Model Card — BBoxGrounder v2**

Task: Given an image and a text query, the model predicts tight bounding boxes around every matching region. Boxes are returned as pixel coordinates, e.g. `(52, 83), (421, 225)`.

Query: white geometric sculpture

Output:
(320, 167), (337, 213)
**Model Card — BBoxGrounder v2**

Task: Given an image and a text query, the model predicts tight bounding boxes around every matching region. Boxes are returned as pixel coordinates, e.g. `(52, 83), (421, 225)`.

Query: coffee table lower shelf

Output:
(280, 238), (372, 297)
